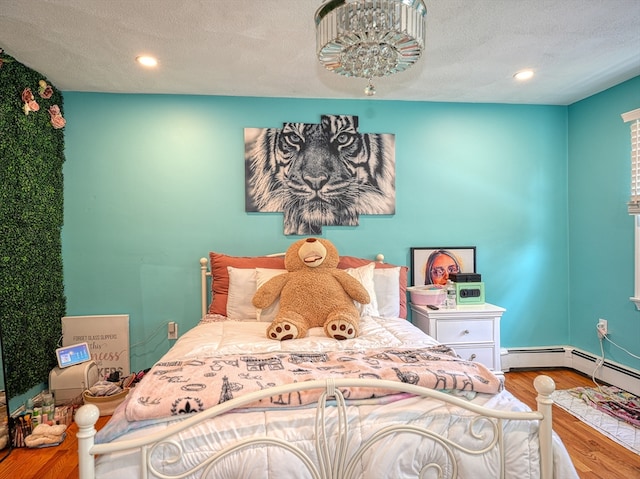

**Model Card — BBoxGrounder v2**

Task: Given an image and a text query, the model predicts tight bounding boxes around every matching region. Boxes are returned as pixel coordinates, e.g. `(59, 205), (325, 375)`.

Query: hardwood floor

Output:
(504, 368), (640, 479)
(0, 368), (636, 478)
(0, 414), (110, 479)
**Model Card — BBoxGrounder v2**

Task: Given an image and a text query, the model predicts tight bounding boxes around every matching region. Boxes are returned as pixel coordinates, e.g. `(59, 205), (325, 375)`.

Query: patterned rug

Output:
(551, 385), (640, 455)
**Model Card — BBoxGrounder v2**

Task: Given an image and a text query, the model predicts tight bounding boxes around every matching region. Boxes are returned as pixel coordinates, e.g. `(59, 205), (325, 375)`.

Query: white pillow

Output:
(373, 267), (401, 318)
(226, 267), (258, 320)
(255, 268), (287, 322)
(344, 262), (379, 317)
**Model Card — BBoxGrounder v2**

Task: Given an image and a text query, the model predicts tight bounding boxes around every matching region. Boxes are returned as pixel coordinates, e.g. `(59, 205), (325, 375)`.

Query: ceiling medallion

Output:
(315, 0), (427, 96)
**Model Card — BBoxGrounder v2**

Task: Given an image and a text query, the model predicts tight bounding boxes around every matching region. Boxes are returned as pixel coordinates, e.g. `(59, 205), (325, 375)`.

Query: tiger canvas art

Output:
(245, 115), (396, 235)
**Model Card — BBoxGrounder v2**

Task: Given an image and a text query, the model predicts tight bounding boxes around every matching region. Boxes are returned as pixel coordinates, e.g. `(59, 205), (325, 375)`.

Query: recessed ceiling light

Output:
(514, 69), (534, 81)
(136, 55), (158, 67)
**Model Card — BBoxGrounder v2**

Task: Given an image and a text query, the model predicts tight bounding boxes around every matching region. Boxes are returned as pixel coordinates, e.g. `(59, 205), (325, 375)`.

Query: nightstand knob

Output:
(463, 329), (470, 335)
(469, 353), (477, 361)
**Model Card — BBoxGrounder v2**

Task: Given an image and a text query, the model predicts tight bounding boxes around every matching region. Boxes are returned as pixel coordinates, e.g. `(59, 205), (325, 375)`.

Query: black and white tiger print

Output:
(245, 115), (395, 235)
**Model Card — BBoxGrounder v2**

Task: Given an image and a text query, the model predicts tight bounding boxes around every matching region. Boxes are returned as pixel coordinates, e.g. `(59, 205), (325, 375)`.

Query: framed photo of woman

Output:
(410, 247), (476, 286)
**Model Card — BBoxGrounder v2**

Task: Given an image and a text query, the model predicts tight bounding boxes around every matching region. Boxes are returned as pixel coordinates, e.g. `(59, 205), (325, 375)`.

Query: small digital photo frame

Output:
(55, 342), (92, 369)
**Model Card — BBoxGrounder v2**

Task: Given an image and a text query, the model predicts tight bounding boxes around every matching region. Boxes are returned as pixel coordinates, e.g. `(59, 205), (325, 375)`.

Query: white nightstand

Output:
(410, 303), (506, 371)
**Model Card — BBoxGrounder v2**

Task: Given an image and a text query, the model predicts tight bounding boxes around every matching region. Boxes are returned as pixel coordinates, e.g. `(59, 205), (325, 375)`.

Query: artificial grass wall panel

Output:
(0, 49), (66, 399)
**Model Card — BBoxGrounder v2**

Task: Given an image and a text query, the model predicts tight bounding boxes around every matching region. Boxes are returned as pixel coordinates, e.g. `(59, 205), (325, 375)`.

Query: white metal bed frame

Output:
(75, 256), (557, 479)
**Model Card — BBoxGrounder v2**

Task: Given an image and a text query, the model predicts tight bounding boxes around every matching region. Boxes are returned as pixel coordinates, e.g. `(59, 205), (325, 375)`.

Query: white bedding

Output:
(93, 317), (579, 479)
(174, 315), (442, 356)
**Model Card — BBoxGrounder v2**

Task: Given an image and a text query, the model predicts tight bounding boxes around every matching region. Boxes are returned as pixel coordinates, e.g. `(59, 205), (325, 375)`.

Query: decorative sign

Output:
(62, 315), (130, 378)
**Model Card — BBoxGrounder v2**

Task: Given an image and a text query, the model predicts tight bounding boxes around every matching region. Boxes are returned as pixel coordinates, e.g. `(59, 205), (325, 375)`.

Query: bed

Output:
(76, 252), (579, 479)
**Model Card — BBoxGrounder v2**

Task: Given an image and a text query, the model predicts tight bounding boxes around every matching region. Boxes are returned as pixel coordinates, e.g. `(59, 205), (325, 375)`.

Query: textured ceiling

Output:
(1, 0), (639, 105)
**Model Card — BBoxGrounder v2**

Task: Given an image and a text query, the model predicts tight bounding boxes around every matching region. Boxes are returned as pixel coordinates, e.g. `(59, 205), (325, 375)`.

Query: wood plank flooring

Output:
(0, 414), (110, 479)
(504, 368), (639, 479)
(0, 368), (636, 478)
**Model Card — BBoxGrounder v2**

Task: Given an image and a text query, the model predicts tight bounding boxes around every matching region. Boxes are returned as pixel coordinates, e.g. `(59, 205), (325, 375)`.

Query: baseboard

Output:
(501, 346), (640, 396)
(501, 347), (567, 370)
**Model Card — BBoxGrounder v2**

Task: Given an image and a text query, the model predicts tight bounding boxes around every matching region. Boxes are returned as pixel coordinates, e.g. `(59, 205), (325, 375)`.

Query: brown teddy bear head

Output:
(285, 238), (339, 272)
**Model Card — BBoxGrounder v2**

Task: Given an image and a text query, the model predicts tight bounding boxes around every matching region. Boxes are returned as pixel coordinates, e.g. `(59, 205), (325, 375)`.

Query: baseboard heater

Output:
(502, 346), (640, 396)
(506, 347), (566, 354)
(570, 349), (640, 381)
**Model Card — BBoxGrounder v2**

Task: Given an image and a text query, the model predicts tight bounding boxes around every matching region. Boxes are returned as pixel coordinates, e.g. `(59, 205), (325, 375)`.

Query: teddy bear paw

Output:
(326, 319), (357, 340)
(267, 321), (299, 341)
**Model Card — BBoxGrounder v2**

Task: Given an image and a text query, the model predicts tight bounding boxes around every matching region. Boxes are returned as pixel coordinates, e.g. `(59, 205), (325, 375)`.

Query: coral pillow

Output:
(337, 256), (408, 319)
(209, 252), (285, 316)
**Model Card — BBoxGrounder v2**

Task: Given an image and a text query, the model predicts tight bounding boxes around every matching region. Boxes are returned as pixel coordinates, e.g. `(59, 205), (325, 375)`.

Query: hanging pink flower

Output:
(38, 80), (53, 99)
(21, 87), (34, 103)
(50, 114), (66, 129)
(21, 88), (40, 115)
(48, 105), (66, 129)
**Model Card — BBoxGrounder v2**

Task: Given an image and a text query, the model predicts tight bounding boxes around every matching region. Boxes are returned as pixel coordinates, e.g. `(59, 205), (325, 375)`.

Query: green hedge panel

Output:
(0, 50), (66, 399)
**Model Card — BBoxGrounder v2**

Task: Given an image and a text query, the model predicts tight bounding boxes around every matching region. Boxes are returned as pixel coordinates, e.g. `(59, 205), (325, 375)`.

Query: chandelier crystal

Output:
(315, 0), (427, 93)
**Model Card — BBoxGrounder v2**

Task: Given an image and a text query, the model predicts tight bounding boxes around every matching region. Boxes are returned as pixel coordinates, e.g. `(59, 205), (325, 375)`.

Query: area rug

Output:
(551, 385), (640, 455)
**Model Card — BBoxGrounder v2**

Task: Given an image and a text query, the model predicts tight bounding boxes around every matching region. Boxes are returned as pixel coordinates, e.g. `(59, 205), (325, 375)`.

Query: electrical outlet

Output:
(597, 318), (608, 338)
(168, 321), (178, 340)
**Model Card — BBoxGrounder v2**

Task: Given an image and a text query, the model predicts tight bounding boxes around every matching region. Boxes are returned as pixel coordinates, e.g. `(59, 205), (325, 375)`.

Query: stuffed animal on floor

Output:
(24, 423), (67, 448)
(253, 238), (370, 341)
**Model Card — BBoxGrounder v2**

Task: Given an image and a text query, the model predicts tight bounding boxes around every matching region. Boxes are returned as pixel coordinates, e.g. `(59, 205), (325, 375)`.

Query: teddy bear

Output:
(252, 238), (370, 341)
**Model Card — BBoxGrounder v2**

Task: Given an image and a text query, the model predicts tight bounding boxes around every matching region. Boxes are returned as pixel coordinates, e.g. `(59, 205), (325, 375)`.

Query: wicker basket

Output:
(82, 389), (129, 416)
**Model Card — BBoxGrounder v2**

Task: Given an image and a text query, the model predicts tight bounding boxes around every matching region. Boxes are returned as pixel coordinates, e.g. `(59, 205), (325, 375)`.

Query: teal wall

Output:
(59, 82), (635, 374)
(568, 76), (640, 370)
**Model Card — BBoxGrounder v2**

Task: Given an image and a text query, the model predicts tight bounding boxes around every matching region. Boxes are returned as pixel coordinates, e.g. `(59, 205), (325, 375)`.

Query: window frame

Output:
(634, 216), (640, 310)
(622, 108), (640, 310)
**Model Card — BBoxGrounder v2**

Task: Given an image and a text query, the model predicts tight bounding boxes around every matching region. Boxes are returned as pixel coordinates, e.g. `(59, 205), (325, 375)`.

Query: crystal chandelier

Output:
(315, 0), (428, 96)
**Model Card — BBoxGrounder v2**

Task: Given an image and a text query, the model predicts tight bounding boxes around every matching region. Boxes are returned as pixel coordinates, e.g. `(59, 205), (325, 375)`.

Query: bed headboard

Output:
(199, 257), (210, 318)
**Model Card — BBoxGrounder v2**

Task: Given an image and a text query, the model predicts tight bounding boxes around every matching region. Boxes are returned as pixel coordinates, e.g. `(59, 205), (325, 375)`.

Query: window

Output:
(624, 108), (640, 214)
(622, 108), (640, 309)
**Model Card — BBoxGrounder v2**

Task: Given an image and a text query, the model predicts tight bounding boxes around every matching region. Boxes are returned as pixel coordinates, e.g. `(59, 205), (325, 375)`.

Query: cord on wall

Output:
(603, 335), (640, 360)
(130, 321), (171, 350)
(592, 330), (606, 386)
(591, 324), (640, 401)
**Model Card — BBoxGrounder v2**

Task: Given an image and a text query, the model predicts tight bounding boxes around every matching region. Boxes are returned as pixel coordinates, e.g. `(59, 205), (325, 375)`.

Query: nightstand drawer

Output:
(409, 303), (505, 371)
(451, 346), (495, 369)
(436, 320), (494, 343)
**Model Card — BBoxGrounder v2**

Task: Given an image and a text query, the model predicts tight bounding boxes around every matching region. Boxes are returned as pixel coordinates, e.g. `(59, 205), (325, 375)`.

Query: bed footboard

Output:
(76, 375), (556, 479)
